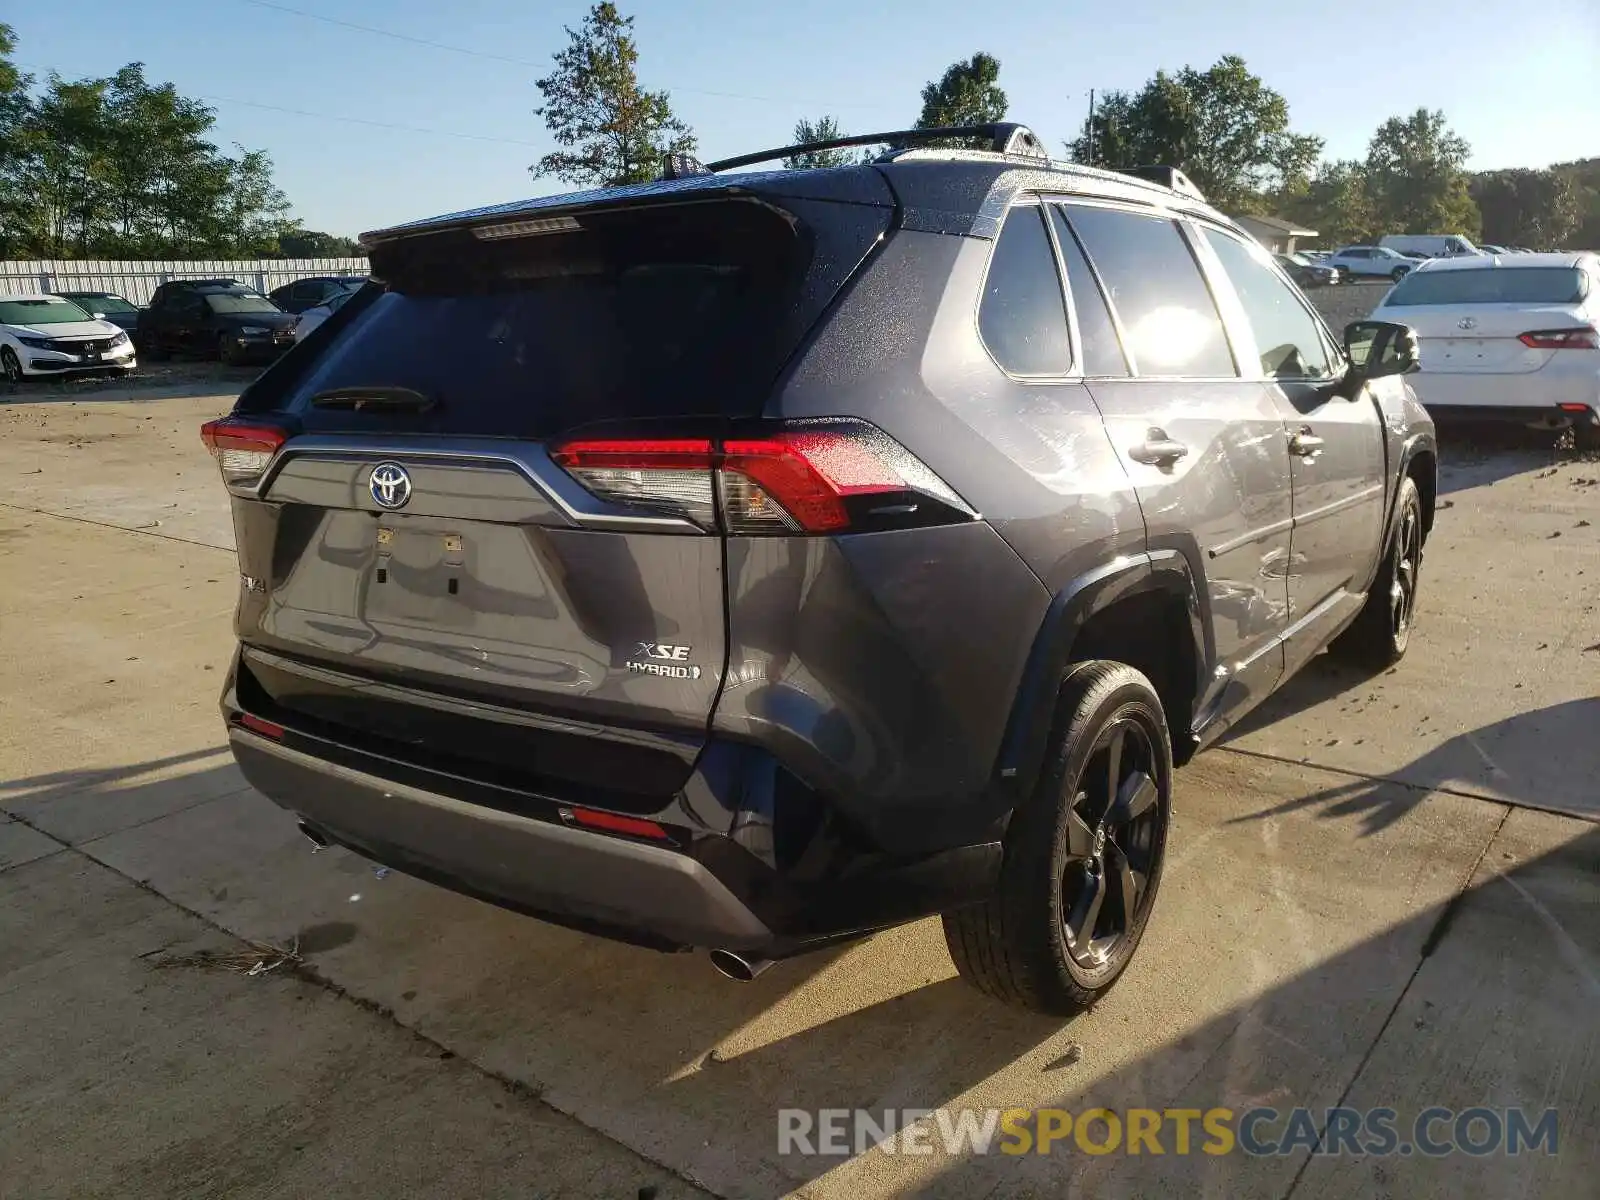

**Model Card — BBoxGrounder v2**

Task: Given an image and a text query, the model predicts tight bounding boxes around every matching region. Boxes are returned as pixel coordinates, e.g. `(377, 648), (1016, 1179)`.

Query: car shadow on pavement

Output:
(1224, 698), (1600, 833)
(0, 747), (244, 843)
(0, 366), (254, 406)
(1433, 422), (1591, 494)
(884, 820), (1600, 1200)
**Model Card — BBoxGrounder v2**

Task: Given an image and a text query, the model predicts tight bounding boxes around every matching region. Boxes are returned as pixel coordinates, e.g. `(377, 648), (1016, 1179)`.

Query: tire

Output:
(1330, 476), (1424, 670)
(1391, 267), (1409, 282)
(140, 333), (168, 362)
(217, 333), (238, 365)
(0, 346), (23, 385)
(943, 662), (1173, 1016)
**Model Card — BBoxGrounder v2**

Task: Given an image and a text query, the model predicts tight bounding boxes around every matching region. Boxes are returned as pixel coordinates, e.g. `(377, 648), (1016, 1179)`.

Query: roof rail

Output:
(658, 123), (1049, 180)
(1112, 165), (1206, 202)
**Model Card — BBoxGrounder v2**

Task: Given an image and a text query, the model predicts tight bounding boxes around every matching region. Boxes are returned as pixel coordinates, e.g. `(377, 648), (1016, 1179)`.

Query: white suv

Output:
(1370, 252), (1599, 442)
(1329, 246), (1417, 282)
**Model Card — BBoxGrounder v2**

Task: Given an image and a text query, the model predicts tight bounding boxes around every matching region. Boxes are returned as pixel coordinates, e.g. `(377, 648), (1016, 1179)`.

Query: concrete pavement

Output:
(1, 389), (1595, 1198)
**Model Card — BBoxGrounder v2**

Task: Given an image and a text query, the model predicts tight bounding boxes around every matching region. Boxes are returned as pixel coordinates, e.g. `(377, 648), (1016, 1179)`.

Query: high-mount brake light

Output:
(549, 424), (974, 535)
(200, 419), (287, 488)
(1518, 327), (1600, 350)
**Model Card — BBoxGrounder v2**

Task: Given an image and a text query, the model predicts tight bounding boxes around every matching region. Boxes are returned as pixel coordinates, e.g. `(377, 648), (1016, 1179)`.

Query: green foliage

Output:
(1069, 57), (1321, 213)
(0, 30), (296, 259)
(913, 53), (1007, 146)
(1549, 158), (1600, 249)
(916, 52), (1007, 128)
(1282, 159), (1379, 246)
(1363, 108), (1479, 237)
(1469, 169), (1578, 247)
(275, 228), (361, 258)
(784, 116), (857, 170)
(532, 3), (695, 187)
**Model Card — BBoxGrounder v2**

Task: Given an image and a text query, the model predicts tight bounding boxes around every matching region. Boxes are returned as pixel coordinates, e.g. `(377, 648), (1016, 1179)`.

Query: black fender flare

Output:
(990, 547), (1210, 805)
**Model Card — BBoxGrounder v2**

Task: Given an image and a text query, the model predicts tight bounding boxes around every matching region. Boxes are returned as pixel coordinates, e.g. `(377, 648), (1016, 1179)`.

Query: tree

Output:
(1551, 157), (1600, 249)
(913, 53), (1006, 144)
(277, 228), (362, 258)
(784, 116), (857, 170)
(0, 33), (301, 258)
(1069, 56), (1321, 213)
(1364, 109), (1479, 237)
(532, 3), (695, 188)
(1281, 159), (1378, 246)
(1469, 169), (1578, 248)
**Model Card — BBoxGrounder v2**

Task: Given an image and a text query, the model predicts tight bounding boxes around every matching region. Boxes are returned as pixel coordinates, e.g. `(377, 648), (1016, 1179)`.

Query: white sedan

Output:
(1370, 252), (1600, 443)
(0, 293), (137, 382)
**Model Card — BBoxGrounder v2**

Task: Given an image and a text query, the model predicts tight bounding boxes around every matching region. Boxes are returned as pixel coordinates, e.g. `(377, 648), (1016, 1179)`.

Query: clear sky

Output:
(11, 0), (1599, 237)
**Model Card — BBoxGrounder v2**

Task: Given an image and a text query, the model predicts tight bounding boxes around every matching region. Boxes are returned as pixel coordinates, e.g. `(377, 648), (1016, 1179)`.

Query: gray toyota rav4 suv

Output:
(204, 124), (1435, 1015)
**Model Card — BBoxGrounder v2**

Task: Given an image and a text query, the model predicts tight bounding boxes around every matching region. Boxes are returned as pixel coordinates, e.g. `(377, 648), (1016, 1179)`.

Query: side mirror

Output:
(1344, 320), (1419, 384)
(92, 312), (106, 320)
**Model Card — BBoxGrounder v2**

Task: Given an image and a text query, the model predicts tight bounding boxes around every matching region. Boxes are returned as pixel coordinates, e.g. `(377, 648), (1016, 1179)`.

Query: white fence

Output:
(0, 258), (371, 306)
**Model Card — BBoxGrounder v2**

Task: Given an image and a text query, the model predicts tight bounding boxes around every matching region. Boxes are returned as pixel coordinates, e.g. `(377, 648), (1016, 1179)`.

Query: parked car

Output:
(201, 122), (1435, 1015)
(269, 275), (369, 315)
(292, 285), (363, 342)
(1274, 251), (1341, 287)
(1370, 251), (1599, 444)
(1329, 245), (1417, 282)
(0, 293), (137, 383)
(139, 281), (297, 364)
(52, 290), (142, 333)
(1379, 234), (1481, 258)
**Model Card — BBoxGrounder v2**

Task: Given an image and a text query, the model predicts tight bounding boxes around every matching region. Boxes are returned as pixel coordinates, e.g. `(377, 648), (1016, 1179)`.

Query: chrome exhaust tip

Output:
(708, 948), (774, 982)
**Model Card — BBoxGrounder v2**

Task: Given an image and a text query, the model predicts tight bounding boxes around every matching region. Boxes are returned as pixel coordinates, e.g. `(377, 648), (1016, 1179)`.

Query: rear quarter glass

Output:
(237, 197), (890, 437)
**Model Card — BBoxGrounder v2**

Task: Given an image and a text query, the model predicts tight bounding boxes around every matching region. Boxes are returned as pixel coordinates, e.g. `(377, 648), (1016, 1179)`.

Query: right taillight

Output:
(1519, 327), (1600, 350)
(200, 418), (288, 489)
(550, 422), (975, 535)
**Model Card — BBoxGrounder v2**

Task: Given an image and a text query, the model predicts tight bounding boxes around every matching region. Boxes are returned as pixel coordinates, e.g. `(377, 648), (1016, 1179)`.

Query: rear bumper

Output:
(221, 654), (1002, 954)
(231, 730), (776, 950)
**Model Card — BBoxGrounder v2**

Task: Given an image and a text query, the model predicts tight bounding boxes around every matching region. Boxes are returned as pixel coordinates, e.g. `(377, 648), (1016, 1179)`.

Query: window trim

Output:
(1044, 202), (1134, 379)
(1191, 219), (1348, 382)
(975, 198), (1077, 383)
(1052, 197), (1244, 383)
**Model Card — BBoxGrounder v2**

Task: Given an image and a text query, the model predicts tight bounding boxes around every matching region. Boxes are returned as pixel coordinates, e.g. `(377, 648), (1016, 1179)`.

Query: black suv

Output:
(203, 124), (1435, 1014)
(139, 280), (297, 364)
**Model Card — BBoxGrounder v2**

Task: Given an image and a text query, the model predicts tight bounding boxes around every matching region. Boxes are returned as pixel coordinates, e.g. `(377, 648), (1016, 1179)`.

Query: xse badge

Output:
(626, 642), (701, 680)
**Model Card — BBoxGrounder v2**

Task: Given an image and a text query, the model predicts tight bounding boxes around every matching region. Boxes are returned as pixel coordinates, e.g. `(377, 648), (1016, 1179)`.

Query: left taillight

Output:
(550, 422), (975, 535)
(200, 418), (287, 489)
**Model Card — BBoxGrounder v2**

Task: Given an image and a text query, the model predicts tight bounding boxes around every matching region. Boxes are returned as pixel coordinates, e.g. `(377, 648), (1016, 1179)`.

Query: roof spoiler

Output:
(659, 123), (1050, 180)
(1112, 165), (1206, 202)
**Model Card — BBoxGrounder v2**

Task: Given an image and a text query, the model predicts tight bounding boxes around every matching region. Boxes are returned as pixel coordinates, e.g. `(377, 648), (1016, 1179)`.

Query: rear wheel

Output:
(943, 662), (1173, 1016)
(1331, 476), (1423, 670)
(1391, 266), (1409, 282)
(1, 346), (22, 384)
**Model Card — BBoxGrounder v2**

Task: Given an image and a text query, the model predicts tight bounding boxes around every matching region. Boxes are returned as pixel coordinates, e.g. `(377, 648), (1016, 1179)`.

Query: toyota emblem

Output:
(369, 462), (412, 510)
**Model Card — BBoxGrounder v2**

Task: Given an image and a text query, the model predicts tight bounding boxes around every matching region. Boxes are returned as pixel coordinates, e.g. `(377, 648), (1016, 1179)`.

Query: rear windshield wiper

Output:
(309, 385), (437, 413)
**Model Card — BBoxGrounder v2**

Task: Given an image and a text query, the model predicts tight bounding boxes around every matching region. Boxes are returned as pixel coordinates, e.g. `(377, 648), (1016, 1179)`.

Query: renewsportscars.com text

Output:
(777, 1106), (1559, 1158)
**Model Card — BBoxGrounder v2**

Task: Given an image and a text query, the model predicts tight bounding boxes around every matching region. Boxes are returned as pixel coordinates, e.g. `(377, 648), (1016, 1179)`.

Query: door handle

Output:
(1129, 429), (1189, 467)
(1288, 428), (1325, 458)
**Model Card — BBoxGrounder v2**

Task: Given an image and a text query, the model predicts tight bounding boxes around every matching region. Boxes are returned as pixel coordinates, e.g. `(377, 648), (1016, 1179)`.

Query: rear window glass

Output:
(253, 198), (876, 438)
(1383, 267), (1587, 306)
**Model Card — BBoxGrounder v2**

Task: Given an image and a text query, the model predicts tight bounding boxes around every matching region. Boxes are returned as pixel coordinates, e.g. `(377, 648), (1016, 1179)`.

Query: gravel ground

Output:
(0, 359), (260, 400)
(1308, 277), (1392, 331)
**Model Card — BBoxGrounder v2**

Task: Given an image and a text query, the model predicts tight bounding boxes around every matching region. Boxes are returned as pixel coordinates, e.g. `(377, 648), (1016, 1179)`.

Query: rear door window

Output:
(1062, 204), (1237, 377)
(1202, 228), (1335, 379)
(977, 205), (1072, 376)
